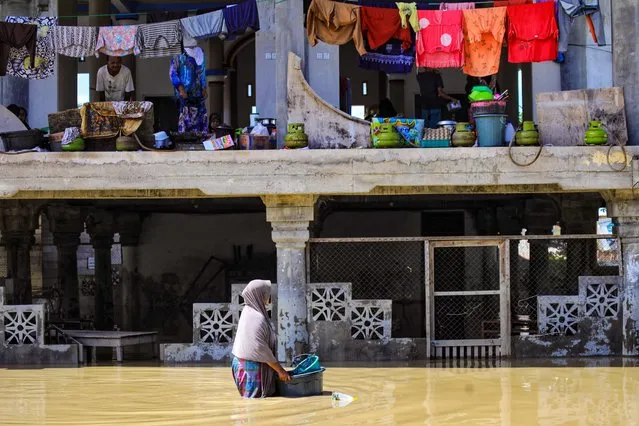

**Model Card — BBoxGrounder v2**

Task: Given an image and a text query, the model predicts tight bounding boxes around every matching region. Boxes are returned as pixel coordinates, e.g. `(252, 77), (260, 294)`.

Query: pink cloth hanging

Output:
(415, 10), (464, 69)
(439, 2), (475, 10)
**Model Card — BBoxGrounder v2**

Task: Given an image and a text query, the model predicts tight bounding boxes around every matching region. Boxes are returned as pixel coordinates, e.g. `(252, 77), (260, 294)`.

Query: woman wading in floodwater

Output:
(232, 280), (291, 398)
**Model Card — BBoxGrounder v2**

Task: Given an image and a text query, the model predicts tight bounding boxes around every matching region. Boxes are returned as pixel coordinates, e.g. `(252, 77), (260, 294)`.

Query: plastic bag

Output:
(250, 122), (269, 136)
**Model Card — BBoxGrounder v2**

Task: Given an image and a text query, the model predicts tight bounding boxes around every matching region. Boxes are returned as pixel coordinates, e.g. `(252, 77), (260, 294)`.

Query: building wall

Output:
(136, 212), (274, 341)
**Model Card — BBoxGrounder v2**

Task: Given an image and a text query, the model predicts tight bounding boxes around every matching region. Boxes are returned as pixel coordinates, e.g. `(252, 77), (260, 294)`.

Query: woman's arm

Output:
(266, 361), (291, 382)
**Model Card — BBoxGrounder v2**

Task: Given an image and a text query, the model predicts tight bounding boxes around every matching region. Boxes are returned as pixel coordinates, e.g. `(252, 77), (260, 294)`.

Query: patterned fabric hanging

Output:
(4, 16), (57, 80)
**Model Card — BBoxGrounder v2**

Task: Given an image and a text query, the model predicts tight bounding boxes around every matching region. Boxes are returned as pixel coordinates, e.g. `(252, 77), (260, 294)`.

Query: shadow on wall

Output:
(134, 212), (275, 342)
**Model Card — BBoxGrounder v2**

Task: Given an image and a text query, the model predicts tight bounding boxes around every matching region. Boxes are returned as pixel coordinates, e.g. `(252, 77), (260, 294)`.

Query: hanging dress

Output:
(507, 2), (559, 63)
(462, 7), (507, 77)
(415, 10), (464, 69)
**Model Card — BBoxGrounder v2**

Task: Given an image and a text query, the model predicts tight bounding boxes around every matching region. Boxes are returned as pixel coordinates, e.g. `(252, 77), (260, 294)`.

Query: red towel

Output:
(415, 10), (464, 69)
(507, 2), (558, 63)
(361, 6), (412, 51)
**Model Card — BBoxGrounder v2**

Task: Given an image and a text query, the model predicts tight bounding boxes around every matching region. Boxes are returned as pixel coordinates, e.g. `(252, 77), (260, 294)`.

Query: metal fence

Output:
(510, 237), (620, 335)
(307, 239), (425, 338)
(308, 236), (621, 341)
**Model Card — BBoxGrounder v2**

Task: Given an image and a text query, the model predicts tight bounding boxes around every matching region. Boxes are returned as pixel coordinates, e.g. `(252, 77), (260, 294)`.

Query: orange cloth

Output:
(462, 7), (507, 77)
(306, 0), (366, 56)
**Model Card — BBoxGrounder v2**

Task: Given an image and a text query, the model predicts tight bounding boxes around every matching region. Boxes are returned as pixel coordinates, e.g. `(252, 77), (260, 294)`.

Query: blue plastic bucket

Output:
(473, 114), (507, 147)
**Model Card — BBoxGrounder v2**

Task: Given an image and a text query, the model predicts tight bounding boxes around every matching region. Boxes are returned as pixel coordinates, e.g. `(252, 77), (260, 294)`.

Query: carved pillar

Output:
(117, 213), (142, 331)
(46, 205), (84, 320)
(87, 211), (115, 330)
(0, 202), (38, 305)
(263, 195), (316, 362)
(607, 196), (639, 355)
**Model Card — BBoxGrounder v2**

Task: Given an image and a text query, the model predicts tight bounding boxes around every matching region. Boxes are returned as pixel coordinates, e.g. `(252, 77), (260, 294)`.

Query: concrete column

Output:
(275, 0), (306, 147)
(255, 0), (275, 119)
(115, 16), (138, 100)
(86, 211), (115, 330)
(607, 196), (639, 355)
(0, 201), (38, 305)
(612, 0), (639, 145)
(88, 0), (111, 102)
(0, 0), (31, 109)
(46, 205), (84, 320)
(306, 42), (340, 109)
(57, 0), (78, 111)
(207, 38), (224, 120)
(116, 213), (142, 331)
(263, 195), (316, 362)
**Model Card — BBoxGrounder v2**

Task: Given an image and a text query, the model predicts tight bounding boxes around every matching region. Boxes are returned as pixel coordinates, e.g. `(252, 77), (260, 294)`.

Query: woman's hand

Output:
(278, 369), (291, 382)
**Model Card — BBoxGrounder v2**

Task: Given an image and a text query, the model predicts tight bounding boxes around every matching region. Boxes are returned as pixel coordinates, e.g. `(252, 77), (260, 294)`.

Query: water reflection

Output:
(0, 362), (638, 425)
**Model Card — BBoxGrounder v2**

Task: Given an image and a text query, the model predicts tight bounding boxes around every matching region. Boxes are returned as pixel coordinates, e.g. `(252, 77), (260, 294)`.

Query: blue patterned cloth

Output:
(232, 356), (267, 399)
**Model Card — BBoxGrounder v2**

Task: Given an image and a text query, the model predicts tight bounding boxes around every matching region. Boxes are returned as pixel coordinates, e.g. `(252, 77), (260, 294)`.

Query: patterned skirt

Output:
(232, 356), (269, 399)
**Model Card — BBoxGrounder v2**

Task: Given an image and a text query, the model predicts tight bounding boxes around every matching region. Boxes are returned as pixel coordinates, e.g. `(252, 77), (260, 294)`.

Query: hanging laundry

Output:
(557, 0), (605, 52)
(396, 3), (420, 33)
(223, 0), (260, 39)
(307, 0), (366, 56)
(136, 21), (182, 59)
(507, 2), (559, 63)
(95, 25), (140, 57)
(180, 9), (227, 45)
(361, 6), (411, 51)
(0, 22), (36, 77)
(439, 2), (475, 10)
(51, 26), (98, 58)
(415, 10), (464, 69)
(5, 17), (57, 80)
(462, 7), (507, 77)
(359, 40), (415, 74)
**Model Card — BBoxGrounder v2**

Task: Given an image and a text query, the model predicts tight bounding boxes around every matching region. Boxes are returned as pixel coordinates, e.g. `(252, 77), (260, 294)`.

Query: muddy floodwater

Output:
(1, 363), (639, 425)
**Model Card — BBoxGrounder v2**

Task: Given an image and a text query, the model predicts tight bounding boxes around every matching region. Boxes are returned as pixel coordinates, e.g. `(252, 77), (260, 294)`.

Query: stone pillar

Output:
(275, 0), (306, 147)
(607, 196), (639, 355)
(116, 213), (142, 331)
(46, 205), (84, 320)
(0, 0), (31, 109)
(207, 38), (224, 120)
(57, 0), (78, 111)
(88, 0), (111, 102)
(255, 0), (276, 119)
(263, 195), (316, 362)
(115, 15), (138, 100)
(613, 0), (639, 144)
(0, 201), (38, 305)
(86, 211), (115, 330)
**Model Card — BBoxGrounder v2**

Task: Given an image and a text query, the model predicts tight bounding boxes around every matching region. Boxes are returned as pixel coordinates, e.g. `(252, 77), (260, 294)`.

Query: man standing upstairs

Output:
(96, 56), (135, 102)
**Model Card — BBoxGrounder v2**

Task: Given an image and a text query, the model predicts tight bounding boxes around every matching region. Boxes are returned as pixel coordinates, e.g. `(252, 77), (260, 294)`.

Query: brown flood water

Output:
(1, 364), (638, 425)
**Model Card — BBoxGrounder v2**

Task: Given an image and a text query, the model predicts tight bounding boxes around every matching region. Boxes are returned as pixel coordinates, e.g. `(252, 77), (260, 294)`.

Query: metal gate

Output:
(426, 240), (510, 359)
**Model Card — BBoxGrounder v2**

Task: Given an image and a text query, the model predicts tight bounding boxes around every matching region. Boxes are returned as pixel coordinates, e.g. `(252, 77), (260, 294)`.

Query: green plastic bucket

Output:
(473, 114), (507, 147)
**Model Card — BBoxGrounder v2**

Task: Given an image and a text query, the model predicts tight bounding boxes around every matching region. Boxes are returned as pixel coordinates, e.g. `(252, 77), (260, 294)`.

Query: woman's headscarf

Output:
(232, 279), (278, 396)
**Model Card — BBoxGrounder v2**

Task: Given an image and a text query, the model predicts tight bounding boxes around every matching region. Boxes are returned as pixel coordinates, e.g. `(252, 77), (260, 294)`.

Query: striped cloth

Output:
(51, 26), (98, 58)
(136, 21), (182, 59)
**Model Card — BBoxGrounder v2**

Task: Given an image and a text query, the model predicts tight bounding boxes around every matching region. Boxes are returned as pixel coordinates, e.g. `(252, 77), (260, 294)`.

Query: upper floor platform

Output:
(0, 146), (635, 200)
